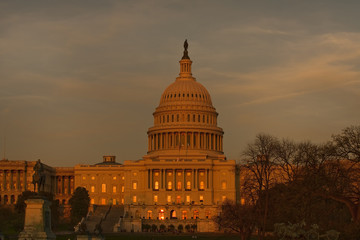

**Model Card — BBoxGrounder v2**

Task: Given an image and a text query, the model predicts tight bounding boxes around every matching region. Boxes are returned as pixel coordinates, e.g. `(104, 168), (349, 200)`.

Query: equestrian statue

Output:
(32, 159), (46, 193)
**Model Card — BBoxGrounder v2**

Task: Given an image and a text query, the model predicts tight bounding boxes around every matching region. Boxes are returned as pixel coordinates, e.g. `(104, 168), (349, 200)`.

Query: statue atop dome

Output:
(182, 39), (190, 59)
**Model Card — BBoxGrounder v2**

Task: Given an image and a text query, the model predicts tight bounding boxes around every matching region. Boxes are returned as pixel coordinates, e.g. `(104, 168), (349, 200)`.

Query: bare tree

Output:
(332, 126), (360, 162)
(241, 134), (279, 239)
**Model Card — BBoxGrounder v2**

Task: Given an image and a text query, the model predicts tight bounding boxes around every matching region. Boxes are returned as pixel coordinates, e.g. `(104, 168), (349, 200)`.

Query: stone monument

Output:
(18, 160), (56, 240)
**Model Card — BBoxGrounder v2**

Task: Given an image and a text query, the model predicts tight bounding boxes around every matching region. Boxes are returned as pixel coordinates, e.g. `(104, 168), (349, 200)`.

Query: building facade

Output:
(0, 42), (236, 232)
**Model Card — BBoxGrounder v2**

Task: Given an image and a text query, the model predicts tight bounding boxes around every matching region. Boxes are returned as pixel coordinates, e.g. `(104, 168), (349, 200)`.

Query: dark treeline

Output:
(215, 125), (360, 240)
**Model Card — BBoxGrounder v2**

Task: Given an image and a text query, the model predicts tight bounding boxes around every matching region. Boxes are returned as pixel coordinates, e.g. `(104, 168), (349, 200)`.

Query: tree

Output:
(241, 133), (279, 239)
(214, 200), (256, 240)
(332, 126), (360, 162)
(69, 187), (90, 225)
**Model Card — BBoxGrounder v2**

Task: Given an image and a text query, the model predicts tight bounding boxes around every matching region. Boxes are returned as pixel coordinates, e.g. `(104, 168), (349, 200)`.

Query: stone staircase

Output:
(101, 205), (124, 233)
(84, 205), (110, 233)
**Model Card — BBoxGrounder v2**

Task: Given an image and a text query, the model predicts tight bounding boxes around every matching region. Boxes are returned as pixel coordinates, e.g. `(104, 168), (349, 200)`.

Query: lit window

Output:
(90, 199), (94, 204)
(133, 196), (137, 203)
(200, 172), (204, 177)
(167, 195), (172, 203)
(82, 176), (86, 180)
(147, 210), (152, 219)
(121, 198), (124, 204)
(168, 172), (172, 176)
(199, 181), (204, 190)
(182, 210), (187, 220)
(91, 176), (95, 180)
(113, 176), (117, 180)
(186, 172), (191, 176)
(133, 172), (137, 177)
(155, 172), (159, 176)
(133, 181), (137, 190)
(121, 186), (124, 192)
(222, 196), (227, 202)
(159, 209), (165, 220)
(200, 195), (204, 202)
(177, 181), (181, 190)
(186, 195), (190, 203)
(102, 184), (106, 193)
(221, 181), (227, 190)
(186, 181), (191, 190)
(101, 198), (106, 205)
(154, 195), (158, 203)
(91, 186), (95, 193)
(241, 198), (245, 205)
(167, 181), (172, 190)
(122, 176), (125, 180)
(154, 181), (159, 190)
(177, 172), (181, 176)
(176, 196), (181, 204)
(112, 199), (116, 205)
(113, 186), (117, 193)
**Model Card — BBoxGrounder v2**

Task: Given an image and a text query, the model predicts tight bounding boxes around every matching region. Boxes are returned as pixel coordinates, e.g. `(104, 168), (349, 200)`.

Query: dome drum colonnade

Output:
(147, 41), (224, 156)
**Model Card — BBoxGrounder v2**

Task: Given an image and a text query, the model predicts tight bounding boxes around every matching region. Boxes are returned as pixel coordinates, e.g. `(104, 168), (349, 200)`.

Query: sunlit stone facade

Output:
(0, 43), (236, 232)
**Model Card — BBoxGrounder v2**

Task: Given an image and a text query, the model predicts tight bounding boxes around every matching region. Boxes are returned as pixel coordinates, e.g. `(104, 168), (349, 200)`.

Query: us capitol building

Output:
(0, 41), (237, 232)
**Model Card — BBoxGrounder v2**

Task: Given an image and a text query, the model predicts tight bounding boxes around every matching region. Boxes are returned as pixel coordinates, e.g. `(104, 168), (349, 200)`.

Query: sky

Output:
(0, 0), (359, 167)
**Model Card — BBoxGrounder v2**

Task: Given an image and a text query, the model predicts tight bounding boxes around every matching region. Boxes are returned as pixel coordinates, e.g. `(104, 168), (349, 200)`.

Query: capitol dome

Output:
(146, 40), (225, 160)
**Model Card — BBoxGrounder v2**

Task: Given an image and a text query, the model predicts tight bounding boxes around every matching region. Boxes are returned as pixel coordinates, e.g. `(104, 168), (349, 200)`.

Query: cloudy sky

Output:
(1, 1), (359, 167)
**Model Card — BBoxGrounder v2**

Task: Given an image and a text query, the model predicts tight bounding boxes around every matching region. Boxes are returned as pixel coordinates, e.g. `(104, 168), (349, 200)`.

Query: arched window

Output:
(193, 210), (199, 219)
(170, 210), (177, 219)
(147, 210), (152, 219)
(154, 181), (159, 190)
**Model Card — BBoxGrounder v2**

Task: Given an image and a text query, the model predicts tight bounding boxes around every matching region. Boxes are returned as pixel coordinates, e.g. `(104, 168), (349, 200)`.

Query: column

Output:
(61, 176), (65, 195)
(10, 170), (13, 190)
(206, 169), (209, 189)
(160, 133), (163, 150)
(16, 170), (20, 190)
(150, 169), (153, 189)
(173, 169), (175, 191)
(55, 176), (58, 193)
(2, 170), (6, 191)
(68, 176), (71, 195)
(23, 170), (27, 191)
(193, 169), (196, 189)
(160, 169), (163, 189)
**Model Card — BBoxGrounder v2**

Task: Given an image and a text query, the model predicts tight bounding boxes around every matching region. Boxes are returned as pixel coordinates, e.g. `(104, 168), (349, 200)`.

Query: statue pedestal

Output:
(18, 198), (56, 240)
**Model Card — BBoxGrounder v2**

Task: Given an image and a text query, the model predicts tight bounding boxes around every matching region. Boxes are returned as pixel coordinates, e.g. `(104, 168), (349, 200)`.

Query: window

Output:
(222, 196), (227, 202)
(159, 209), (165, 220)
(241, 198), (245, 205)
(186, 172), (191, 176)
(101, 184), (106, 193)
(121, 198), (124, 204)
(176, 195), (181, 204)
(90, 198), (94, 204)
(186, 195), (190, 203)
(177, 181), (181, 190)
(170, 210), (177, 219)
(133, 195), (137, 203)
(167, 181), (172, 190)
(154, 172), (159, 176)
(112, 199), (116, 205)
(186, 181), (191, 190)
(154, 195), (158, 203)
(177, 172), (181, 176)
(101, 198), (106, 205)
(91, 176), (95, 180)
(221, 181), (227, 190)
(182, 210), (187, 220)
(200, 171), (204, 177)
(91, 186), (95, 193)
(147, 210), (152, 219)
(199, 181), (204, 190)
(154, 181), (159, 190)
(167, 195), (172, 203)
(200, 195), (204, 202)
(82, 176), (86, 180)
(194, 210), (199, 219)
(121, 185), (124, 193)
(113, 186), (117, 193)
(132, 181), (137, 190)
(205, 210), (211, 219)
(113, 176), (117, 180)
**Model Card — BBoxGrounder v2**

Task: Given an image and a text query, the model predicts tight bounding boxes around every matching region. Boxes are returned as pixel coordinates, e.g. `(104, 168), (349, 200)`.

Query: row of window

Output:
(163, 92), (208, 101)
(82, 175), (125, 181)
(155, 113), (216, 125)
(89, 184), (125, 193)
(147, 209), (208, 220)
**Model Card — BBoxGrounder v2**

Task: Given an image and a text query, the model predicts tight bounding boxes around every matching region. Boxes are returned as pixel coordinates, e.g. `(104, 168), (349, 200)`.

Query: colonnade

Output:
(55, 175), (74, 195)
(148, 131), (223, 152)
(0, 169), (27, 191)
(147, 168), (212, 191)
